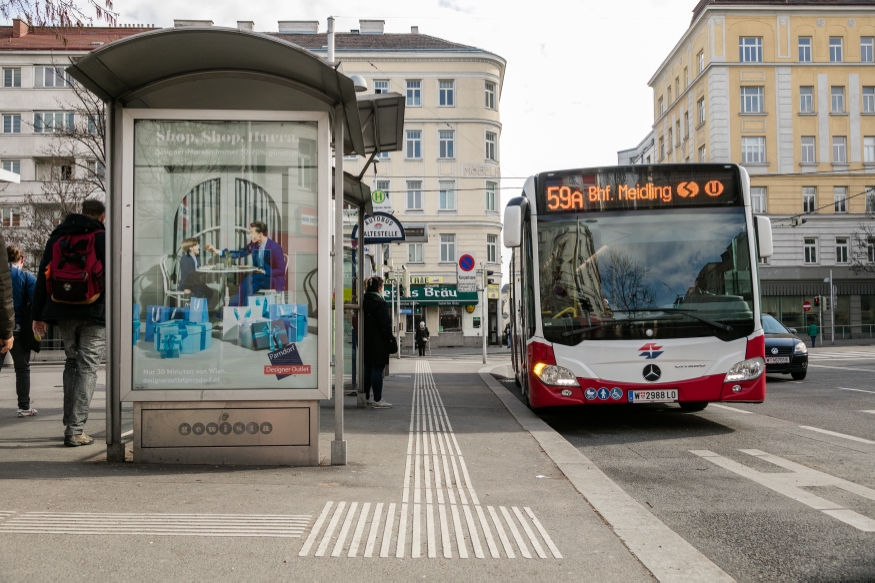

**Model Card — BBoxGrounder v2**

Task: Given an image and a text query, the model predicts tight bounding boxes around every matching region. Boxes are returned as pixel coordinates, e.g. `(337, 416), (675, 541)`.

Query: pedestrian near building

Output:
(32, 199), (107, 447)
(0, 233), (15, 373)
(362, 276), (393, 408)
(2, 244), (38, 416)
(808, 322), (819, 348)
(415, 320), (430, 357)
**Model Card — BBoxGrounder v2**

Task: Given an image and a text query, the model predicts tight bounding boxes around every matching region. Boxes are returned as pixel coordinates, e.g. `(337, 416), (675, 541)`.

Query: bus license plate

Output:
(628, 389), (678, 403)
(765, 356), (790, 364)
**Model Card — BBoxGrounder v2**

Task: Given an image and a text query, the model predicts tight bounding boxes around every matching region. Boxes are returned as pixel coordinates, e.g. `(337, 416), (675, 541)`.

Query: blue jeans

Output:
(0, 334), (32, 409)
(362, 363), (383, 402)
(58, 320), (105, 437)
(229, 273), (270, 307)
(810, 335), (816, 347)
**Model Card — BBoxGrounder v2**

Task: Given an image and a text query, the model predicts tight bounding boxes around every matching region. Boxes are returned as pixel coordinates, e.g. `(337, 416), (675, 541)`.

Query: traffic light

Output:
(486, 269), (495, 285)
(814, 296), (820, 307)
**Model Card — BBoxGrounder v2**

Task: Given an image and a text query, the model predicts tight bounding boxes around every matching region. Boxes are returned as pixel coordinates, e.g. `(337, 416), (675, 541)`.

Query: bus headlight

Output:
(794, 342), (807, 354)
(724, 357), (765, 382)
(533, 363), (580, 387)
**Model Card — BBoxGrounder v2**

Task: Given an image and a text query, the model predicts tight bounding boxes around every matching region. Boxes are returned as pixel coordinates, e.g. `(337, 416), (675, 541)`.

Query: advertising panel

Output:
(131, 119), (320, 391)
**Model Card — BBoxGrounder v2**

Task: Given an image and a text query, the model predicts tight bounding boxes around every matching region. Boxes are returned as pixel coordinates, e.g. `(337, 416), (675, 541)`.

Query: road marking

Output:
(315, 502), (346, 556)
(331, 502), (357, 557)
(861, 411), (875, 415)
(347, 502), (370, 557)
(363, 503), (382, 558)
(798, 426), (875, 445)
(121, 429), (133, 438)
(808, 364), (875, 373)
(380, 503), (395, 558)
(514, 506), (546, 558)
(299, 502), (332, 555)
(839, 387), (875, 395)
(710, 403), (754, 414)
(692, 449), (875, 532)
(525, 507), (563, 559)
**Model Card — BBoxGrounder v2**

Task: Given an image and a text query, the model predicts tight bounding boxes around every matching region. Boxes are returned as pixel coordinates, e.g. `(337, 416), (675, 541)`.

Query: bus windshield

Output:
(538, 207), (755, 345)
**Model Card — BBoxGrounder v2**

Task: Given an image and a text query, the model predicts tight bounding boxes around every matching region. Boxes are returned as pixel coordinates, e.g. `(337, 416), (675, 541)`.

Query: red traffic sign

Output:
(803, 301), (811, 312)
(458, 254), (475, 272)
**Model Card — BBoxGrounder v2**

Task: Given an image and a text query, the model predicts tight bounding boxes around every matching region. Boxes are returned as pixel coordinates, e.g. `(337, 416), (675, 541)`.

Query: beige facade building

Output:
(644, 0), (875, 337)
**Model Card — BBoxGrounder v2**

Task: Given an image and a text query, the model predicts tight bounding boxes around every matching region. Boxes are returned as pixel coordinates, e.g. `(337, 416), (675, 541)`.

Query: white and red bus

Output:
(504, 164), (773, 410)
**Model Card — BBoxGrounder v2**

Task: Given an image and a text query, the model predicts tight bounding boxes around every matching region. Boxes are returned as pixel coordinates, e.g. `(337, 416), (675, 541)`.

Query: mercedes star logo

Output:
(771, 347), (779, 355)
(643, 364), (661, 382)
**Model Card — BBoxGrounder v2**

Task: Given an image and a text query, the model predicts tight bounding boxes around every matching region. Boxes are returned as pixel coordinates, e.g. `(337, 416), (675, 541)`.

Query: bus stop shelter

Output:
(66, 25), (404, 465)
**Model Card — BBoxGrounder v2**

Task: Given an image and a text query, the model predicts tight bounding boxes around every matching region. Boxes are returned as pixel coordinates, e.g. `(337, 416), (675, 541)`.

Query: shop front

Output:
(383, 284), (483, 348)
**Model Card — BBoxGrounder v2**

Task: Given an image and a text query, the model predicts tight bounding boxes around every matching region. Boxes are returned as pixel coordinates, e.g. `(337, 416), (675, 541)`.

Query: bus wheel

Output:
(679, 402), (708, 412)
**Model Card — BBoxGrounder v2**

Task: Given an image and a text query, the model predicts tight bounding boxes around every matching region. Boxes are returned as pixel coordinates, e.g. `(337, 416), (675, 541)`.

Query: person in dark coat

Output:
(2, 244), (38, 416)
(362, 276), (393, 408)
(414, 320), (430, 357)
(177, 237), (214, 301)
(0, 234), (15, 362)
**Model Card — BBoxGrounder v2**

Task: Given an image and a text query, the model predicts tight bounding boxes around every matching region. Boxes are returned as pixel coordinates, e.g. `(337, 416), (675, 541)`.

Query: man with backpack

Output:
(32, 199), (106, 447)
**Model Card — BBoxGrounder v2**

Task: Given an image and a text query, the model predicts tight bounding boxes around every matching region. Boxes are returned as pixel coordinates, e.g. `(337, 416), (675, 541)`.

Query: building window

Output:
(2, 68), (21, 88)
(804, 238), (818, 263)
(485, 132), (497, 161)
(863, 87), (875, 113)
(834, 186), (848, 213)
(668, 128), (673, 150)
(658, 96), (664, 116)
(836, 238), (849, 264)
(868, 237), (875, 264)
(675, 120), (681, 145)
(438, 180), (456, 211)
(697, 98), (705, 124)
(831, 86), (845, 113)
(406, 180), (422, 210)
(0, 208), (21, 227)
(438, 80), (455, 107)
(659, 136), (665, 159)
(863, 37), (875, 63)
(2, 114), (21, 134)
(438, 130), (454, 159)
(739, 37), (762, 62)
(440, 234), (455, 263)
(751, 187), (766, 213)
(675, 77), (680, 100)
(406, 80), (421, 107)
(34, 111), (73, 134)
(741, 136), (766, 164)
(485, 82), (496, 110)
(684, 67), (689, 88)
(833, 136), (847, 163)
(439, 306), (461, 333)
(866, 187), (875, 213)
(1, 160), (20, 175)
(374, 80), (389, 94)
(798, 37), (812, 62)
(487, 234), (498, 263)
(668, 86), (672, 103)
(698, 145), (706, 162)
(406, 130), (421, 159)
(741, 86), (764, 113)
(85, 160), (105, 181)
(803, 186), (816, 213)
(35, 66), (73, 88)
(800, 86), (814, 113)
(697, 51), (704, 74)
(865, 137), (875, 163)
(830, 37), (843, 62)
(36, 161), (73, 181)
(408, 243), (423, 263)
(486, 181), (497, 211)
(801, 136), (816, 163)
(683, 112), (689, 138)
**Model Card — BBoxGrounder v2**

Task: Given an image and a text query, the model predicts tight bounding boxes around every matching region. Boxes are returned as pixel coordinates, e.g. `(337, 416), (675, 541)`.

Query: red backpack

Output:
(46, 232), (104, 305)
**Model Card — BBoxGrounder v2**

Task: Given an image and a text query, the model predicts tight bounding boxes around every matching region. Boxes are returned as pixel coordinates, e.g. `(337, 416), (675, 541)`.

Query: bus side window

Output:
(523, 221), (537, 337)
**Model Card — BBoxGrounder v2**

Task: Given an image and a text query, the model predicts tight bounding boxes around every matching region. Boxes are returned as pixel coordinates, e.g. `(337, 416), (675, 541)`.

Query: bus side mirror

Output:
(755, 215), (773, 258)
(504, 205), (522, 248)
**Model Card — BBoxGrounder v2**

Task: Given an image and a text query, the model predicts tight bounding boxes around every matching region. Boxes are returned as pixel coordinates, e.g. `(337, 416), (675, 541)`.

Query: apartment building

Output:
(639, 0), (875, 337)
(276, 20), (506, 347)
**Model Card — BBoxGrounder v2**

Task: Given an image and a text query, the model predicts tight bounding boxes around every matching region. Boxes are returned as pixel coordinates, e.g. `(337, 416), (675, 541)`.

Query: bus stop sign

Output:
(457, 254), (477, 292)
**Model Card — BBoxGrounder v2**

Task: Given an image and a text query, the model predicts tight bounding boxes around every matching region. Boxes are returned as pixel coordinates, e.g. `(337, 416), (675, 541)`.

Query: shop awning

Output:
(383, 285), (478, 306)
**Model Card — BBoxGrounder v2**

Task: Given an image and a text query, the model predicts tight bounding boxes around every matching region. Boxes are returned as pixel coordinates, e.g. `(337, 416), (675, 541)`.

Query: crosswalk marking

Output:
(808, 350), (875, 360)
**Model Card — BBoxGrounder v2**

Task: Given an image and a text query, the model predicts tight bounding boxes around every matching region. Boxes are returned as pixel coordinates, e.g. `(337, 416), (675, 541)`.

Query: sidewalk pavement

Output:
(0, 355), (660, 580)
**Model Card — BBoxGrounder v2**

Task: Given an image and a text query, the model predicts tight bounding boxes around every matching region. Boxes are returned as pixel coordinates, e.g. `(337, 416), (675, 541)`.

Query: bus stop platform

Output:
(0, 355), (710, 580)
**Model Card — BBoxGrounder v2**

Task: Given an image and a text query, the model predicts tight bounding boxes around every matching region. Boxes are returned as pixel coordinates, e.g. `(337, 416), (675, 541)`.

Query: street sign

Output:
(371, 189), (393, 213)
(456, 253), (478, 293)
(803, 300), (811, 312)
(350, 212), (405, 243)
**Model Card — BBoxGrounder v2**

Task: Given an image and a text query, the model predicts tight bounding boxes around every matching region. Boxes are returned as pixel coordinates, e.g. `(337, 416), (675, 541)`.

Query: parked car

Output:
(762, 314), (808, 380)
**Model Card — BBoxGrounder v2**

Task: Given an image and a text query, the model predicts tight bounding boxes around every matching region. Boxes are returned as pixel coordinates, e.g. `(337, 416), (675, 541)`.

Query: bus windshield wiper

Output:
(560, 317), (652, 338)
(652, 308), (733, 332)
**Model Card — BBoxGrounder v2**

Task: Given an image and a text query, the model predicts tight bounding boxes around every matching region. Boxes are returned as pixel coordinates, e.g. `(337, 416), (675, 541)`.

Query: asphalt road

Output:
(494, 346), (875, 581)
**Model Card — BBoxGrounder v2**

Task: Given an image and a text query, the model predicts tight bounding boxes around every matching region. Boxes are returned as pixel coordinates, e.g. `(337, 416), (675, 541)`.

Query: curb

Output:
(478, 364), (734, 583)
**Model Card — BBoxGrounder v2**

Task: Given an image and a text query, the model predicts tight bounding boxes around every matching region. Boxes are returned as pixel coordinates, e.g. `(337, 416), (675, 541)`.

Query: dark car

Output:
(762, 314), (808, 380)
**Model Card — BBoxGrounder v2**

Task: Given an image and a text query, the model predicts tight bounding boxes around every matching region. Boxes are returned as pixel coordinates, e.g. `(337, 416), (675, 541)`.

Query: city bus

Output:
(504, 164), (773, 410)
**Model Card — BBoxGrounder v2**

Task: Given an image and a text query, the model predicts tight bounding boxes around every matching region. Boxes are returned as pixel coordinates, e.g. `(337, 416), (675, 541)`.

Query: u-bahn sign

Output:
(351, 212), (405, 243)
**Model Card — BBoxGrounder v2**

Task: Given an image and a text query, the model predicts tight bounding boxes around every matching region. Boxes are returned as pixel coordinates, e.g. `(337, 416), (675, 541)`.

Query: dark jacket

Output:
(362, 291), (393, 367)
(225, 238), (286, 291)
(0, 233), (13, 340)
(10, 265), (36, 328)
(415, 326), (430, 346)
(178, 254), (197, 291)
(32, 213), (106, 325)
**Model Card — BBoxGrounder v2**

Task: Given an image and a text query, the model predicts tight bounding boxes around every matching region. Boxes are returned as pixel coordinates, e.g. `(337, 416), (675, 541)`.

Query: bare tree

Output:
(850, 202), (875, 276)
(601, 248), (656, 313)
(1, 0), (116, 32)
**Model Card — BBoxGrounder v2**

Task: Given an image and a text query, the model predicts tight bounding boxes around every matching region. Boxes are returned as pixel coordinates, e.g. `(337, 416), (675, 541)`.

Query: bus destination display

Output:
(537, 165), (741, 214)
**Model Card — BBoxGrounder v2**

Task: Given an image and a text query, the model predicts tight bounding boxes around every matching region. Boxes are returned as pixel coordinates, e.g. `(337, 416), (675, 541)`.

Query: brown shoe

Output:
(64, 434), (95, 447)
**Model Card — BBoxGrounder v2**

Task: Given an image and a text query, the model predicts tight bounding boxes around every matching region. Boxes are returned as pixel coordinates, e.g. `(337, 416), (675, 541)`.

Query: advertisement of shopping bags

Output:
(129, 119), (321, 391)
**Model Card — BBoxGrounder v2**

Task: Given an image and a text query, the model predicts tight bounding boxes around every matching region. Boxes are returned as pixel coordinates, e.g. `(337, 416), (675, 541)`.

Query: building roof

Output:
(0, 24), (156, 51)
(692, 0), (875, 23)
(271, 32), (484, 52)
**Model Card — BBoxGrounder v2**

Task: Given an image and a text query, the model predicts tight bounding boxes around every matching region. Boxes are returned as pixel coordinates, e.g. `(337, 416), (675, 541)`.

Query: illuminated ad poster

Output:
(131, 120), (319, 390)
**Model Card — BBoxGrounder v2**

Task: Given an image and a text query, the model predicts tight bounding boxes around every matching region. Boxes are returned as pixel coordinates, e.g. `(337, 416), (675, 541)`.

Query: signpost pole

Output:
(830, 269), (835, 346)
(331, 104), (346, 466)
(482, 263), (488, 364)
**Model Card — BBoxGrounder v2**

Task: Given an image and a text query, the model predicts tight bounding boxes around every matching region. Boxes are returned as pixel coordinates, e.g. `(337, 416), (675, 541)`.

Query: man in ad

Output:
(205, 221), (286, 308)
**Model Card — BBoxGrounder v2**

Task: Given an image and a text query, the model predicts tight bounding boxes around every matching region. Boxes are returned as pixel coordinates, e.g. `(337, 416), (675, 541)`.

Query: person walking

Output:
(32, 199), (107, 447)
(808, 321), (819, 348)
(362, 276), (393, 408)
(415, 320), (430, 357)
(504, 323), (511, 349)
(1, 245), (38, 416)
(0, 234), (15, 383)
